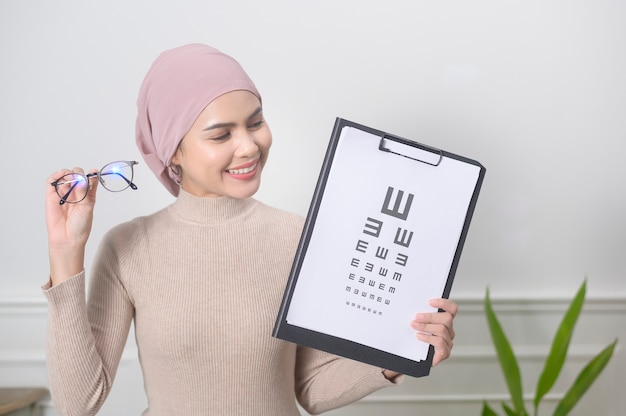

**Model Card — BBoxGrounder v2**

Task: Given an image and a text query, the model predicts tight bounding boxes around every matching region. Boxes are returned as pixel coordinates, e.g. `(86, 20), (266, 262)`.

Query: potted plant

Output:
(482, 280), (617, 416)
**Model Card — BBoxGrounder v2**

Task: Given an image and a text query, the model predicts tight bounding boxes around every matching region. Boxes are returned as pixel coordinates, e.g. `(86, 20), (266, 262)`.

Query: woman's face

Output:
(172, 90), (272, 199)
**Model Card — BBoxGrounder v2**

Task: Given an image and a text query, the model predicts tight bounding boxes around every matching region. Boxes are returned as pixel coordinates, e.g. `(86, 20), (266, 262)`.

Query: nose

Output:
(234, 130), (260, 158)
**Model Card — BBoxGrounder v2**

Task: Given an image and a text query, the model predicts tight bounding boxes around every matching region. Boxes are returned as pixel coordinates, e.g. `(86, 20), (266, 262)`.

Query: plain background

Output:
(0, 0), (624, 415)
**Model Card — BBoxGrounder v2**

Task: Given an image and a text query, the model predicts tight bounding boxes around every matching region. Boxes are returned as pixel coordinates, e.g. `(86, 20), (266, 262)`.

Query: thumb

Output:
(86, 170), (99, 203)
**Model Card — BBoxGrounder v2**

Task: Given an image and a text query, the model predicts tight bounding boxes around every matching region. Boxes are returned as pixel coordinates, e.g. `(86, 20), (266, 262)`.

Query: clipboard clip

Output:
(379, 134), (443, 166)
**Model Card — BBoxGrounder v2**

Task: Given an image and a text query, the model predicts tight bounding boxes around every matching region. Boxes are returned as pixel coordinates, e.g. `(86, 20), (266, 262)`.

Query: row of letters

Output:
(344, 300), (384, 316)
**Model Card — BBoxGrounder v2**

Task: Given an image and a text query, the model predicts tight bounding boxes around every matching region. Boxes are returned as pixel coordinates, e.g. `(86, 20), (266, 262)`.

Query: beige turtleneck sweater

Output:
(43, 190), (398, 415)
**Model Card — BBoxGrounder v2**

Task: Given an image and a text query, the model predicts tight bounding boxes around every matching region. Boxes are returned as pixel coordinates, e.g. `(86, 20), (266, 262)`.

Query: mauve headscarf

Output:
(135, 44), (261, 196)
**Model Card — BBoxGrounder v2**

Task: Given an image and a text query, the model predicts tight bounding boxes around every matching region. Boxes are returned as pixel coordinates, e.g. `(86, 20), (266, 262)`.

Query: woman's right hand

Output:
(46, 167), (99, 285)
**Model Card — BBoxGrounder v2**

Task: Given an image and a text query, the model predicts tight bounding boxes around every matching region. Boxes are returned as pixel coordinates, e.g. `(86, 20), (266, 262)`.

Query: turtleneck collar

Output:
(168, 188), (257, 225)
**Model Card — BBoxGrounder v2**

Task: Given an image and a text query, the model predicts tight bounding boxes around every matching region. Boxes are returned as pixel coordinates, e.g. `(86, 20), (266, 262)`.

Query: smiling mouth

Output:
(227, 162), (257, 175)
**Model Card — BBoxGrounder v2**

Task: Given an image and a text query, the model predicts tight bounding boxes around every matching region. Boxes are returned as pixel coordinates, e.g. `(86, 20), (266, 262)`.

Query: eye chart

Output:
(273, 118), (485, 377)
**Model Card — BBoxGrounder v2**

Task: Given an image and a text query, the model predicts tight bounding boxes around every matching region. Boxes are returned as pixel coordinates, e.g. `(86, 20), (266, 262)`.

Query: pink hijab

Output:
(135, 44), (261, 196)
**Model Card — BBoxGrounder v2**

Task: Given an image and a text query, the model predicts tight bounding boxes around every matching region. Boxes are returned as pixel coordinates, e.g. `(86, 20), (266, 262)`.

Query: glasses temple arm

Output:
(58, 181), (79, 205)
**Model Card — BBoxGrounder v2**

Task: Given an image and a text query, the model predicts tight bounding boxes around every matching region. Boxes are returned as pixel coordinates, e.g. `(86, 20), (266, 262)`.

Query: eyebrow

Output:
(203, 106), (263, 131)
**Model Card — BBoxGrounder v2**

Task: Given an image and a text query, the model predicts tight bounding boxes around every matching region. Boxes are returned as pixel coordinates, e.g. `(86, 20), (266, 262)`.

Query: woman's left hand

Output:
(411, 298), (458, 367)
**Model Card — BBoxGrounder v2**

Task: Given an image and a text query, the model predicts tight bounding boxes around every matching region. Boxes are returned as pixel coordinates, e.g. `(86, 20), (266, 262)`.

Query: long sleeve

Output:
(295, 345), (402, 414)
(43, 233), (134, 416)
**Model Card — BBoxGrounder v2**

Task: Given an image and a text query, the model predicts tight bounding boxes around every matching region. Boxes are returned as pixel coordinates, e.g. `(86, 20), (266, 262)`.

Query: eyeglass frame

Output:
(50, 160), (139, 205)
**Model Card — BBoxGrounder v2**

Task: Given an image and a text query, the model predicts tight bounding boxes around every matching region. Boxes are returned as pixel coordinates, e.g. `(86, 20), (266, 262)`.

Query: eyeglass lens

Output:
(99, 161), (137, 192)
(53, 173), (91, 204)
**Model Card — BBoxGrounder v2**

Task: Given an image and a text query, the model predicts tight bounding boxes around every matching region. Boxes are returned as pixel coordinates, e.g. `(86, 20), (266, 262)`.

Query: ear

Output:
(171, 142), (183, 166)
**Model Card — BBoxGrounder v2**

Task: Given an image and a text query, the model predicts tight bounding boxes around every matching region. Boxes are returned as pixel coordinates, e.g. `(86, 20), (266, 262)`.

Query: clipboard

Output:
(272, 118), (486, 377)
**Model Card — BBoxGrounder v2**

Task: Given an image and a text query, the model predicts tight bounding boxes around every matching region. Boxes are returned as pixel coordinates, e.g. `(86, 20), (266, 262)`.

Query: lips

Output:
(226, 159), (259, 177)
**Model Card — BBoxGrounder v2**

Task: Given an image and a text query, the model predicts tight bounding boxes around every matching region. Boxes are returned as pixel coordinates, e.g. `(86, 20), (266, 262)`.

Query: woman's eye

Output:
(211, 132), (231, 142)
(249, 119), (264, 130)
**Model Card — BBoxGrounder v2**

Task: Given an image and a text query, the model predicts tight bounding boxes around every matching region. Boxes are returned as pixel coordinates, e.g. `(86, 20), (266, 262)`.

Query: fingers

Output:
(428, 298), (458, 317)
(47, 168), (72, 187)
(411, 314), (455, 343)
(411, 298), (458, 367)
(417, 331), (453, 367)
(85, 168), (99, 202)
(412, 300), (456, 336)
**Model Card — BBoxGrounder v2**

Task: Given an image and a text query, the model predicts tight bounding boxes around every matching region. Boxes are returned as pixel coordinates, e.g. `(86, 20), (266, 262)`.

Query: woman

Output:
(44, 44), (457, 415)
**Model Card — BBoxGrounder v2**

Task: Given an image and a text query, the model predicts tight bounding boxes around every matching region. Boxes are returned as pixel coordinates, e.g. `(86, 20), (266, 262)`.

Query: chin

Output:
(229, 184), (261, 199)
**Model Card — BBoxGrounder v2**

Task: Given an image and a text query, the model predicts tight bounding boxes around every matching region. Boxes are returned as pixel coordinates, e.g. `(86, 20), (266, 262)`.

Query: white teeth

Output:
(228, 163), (256, 175)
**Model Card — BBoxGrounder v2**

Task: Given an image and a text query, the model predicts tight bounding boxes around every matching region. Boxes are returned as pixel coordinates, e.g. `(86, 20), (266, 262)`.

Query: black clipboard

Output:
(273, 118), (486, 377)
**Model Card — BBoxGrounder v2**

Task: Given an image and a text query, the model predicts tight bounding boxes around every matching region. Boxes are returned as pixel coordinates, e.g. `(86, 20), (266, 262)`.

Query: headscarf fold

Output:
(135, 43), (261, 196)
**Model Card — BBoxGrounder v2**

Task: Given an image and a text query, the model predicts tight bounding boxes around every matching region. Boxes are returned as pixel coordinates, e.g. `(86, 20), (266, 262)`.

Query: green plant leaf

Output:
(552, 339), (617, 416)
(485, 288), (527, 415)
(502, 403), (519, 416)
(533, 280), (587, 413)
(481, 401), (499, 416)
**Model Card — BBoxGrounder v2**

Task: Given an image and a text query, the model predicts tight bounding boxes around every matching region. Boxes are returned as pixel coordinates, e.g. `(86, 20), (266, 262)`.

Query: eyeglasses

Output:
(50, 161), (139, 205)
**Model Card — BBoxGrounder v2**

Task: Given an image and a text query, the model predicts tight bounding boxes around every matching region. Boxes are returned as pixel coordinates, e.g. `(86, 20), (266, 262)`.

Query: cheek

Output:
(260, 129), (273, 153)
(178, 145), (224, 175)
(193, 144), (222, 163)
(259, 138), (272, 167)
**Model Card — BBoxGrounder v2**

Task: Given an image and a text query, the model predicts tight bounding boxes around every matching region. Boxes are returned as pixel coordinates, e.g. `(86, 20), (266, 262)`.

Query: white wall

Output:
(1, 0), (624, 414)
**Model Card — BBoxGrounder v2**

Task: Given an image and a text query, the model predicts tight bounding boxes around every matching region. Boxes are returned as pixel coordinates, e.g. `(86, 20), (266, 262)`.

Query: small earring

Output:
(169, 165), (182, 185)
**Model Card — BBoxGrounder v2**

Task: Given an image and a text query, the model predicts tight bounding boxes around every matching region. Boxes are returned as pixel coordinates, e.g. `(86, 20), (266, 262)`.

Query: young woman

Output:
(44, 44), (457, 415)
